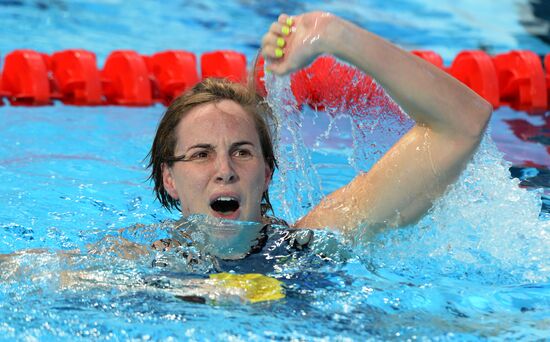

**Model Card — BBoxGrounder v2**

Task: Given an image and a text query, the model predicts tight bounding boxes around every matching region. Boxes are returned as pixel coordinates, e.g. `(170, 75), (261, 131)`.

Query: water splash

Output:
(265, 61), (549, 283)
(356, 133), (549, 283)
(265, 74), (324, 222)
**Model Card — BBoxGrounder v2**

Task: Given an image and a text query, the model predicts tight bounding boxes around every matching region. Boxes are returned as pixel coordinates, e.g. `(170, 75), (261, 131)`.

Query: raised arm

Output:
(261, 12), (492, 236)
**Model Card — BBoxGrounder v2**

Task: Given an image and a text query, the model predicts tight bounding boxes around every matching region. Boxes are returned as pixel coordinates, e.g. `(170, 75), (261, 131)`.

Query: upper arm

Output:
(294, 124), (484, 235)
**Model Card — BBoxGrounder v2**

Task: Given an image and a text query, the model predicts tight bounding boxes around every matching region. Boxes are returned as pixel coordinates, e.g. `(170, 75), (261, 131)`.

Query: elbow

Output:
(465, 97), (493, 140)
(478, 98), (493, 132)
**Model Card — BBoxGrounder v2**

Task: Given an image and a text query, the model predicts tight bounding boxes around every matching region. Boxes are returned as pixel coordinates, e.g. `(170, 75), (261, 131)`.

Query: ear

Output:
(162, 163), (179, 200)
(263, 162), (272, 191)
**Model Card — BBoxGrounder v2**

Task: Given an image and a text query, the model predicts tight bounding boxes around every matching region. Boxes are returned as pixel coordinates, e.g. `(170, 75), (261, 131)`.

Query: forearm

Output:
(321, 17), (492, 138)
(267, 12), (495, 234)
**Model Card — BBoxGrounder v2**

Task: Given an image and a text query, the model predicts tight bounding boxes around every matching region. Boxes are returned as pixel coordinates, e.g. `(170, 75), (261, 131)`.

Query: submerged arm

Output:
(262, 12), (492, 235)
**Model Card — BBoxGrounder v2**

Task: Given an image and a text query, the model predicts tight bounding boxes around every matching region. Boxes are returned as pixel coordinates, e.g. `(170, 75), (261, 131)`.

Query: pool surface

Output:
(1, 1), (549, 340)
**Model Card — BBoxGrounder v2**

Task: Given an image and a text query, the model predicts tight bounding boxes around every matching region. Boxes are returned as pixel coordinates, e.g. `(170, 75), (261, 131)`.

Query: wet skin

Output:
(162, 100), (272, 222)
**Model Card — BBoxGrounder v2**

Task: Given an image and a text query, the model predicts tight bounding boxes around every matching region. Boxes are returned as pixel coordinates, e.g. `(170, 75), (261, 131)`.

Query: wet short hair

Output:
(147, 78), (277, 214)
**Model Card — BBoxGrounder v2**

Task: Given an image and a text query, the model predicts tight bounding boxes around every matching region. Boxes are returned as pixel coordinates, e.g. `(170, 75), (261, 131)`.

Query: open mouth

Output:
(210, 196), (240, 216)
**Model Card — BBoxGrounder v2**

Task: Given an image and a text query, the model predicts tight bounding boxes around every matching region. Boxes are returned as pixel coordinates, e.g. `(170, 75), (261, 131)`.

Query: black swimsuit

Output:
(147, 218), (350, 304)
(216, 219), (314, 274)
(151, 216), (314, 274)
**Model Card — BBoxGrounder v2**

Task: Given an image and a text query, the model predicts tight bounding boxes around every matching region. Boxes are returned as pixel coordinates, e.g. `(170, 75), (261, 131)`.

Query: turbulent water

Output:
(0, 0), (549, 335)
(0, 58), (547, 340)
(265, 64), (550, 286)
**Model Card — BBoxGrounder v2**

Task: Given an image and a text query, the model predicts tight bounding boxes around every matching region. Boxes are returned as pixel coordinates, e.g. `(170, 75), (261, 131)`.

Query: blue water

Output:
(1, 1), (550, 340)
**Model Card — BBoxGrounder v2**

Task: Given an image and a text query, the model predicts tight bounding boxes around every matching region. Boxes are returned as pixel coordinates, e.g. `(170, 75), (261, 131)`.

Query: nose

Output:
(214, 154), (238, 184)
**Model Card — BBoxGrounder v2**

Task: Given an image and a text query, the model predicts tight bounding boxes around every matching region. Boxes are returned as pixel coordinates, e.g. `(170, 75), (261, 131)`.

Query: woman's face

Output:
(162, 100), (272, 222)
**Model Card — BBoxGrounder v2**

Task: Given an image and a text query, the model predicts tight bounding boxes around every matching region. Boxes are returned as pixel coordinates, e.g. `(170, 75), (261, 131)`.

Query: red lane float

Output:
(101, 50), (152, 106)
(1, 50), (51, 105)
(201, 50), (247, 83)
(51, 49), (102, 105)
(493, 50), (547, 113)
(1, 49), (549, 112)
(147, 51), (199, 105)
(290, 56), (380, 113)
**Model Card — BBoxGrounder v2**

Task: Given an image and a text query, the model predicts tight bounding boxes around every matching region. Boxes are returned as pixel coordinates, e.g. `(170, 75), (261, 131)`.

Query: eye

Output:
(232, 148), (253, 159)
(189, 150), (210, 161)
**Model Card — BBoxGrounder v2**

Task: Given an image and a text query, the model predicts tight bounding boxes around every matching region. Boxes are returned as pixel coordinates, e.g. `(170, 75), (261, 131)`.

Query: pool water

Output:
(1, 0), (549, 340)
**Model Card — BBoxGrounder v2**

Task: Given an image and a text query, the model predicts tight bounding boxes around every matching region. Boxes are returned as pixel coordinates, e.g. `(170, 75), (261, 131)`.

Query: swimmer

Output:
(149, 11), (492, 245)
(0, 11), (492, 305)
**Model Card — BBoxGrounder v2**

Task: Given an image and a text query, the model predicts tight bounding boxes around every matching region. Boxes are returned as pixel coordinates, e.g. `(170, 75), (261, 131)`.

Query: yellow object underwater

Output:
(209, 272), (285, 303)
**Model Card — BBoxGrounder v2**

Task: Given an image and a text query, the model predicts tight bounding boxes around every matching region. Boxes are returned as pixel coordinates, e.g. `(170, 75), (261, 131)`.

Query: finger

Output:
(278, 13), (294, 27)
(269, 21), (293, 37)
(262, 45), (285, 61)
(262, 32), (286, 50)
(262, 52), (287, 76)
(268, 22), (283, 36)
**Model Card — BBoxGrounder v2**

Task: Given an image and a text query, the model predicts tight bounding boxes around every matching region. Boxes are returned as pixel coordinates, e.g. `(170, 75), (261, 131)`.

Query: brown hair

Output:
(147, 78), (277, 214)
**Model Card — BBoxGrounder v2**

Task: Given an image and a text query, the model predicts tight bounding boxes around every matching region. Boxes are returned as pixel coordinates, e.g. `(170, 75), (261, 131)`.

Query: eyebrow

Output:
(167, 141), (257, 163)
(231, 141), (255, 149)
(185, 143), (213, 152)
(184, 141), (255, 152)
